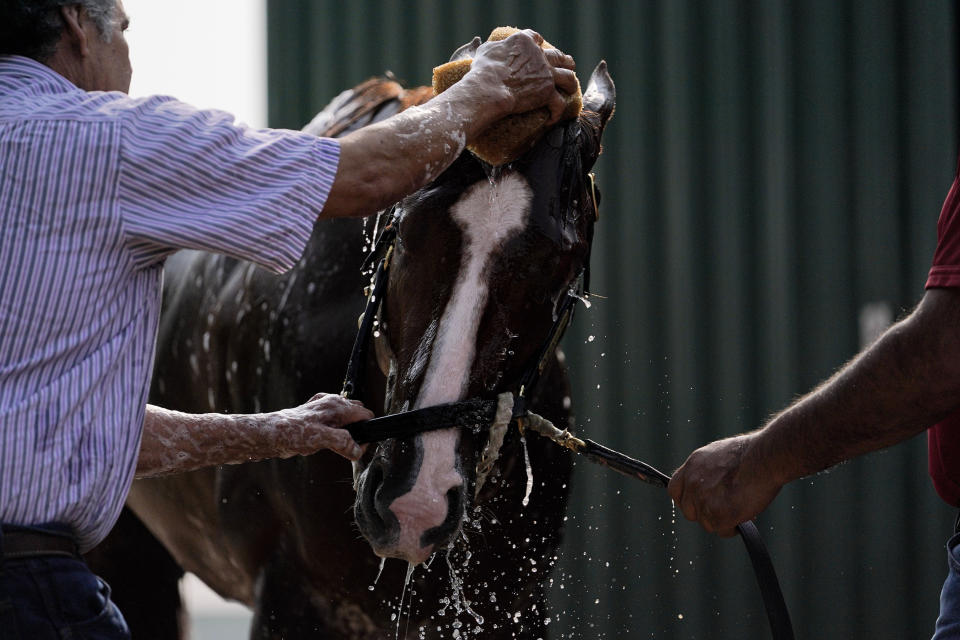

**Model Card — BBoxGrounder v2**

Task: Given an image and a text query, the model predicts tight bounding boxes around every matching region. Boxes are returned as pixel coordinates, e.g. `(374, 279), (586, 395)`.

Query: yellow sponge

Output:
(432, 27), (582, 166)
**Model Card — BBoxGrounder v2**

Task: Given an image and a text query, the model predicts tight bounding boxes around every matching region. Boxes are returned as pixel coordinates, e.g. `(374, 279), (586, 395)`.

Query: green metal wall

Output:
(268, 1), (957, 637)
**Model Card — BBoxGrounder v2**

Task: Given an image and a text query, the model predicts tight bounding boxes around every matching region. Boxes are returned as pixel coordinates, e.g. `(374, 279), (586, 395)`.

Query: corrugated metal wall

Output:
(267, 1), (958, 637)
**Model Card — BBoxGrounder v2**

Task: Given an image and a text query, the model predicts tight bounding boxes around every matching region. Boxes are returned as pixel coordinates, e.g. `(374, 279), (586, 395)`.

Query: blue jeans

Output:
(934, 532), (960, 639)
(0, 527), (129, 640)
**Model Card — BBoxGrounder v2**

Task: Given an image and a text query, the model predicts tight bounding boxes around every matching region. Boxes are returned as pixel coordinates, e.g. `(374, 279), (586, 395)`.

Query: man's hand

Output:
(267, 393), (372, 461)
(323, 29), (580, 219)
(667, 433), (783, 537)
(668, 289), (960, 538)
(465, 29), (579, 124)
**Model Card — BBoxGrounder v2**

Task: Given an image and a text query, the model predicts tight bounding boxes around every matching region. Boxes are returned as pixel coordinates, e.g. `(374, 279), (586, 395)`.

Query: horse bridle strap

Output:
(346, 398), (498, 444)
(342, 277), (585, 444)
(341, 217), (397, 401)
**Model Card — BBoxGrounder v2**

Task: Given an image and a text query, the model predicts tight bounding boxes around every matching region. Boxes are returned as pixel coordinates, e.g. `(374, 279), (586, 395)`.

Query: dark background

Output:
(267, 1), (958, 637)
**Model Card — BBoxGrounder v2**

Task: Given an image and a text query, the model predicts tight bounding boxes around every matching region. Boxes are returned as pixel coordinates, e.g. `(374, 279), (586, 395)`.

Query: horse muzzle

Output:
(353, 430), (468, 564)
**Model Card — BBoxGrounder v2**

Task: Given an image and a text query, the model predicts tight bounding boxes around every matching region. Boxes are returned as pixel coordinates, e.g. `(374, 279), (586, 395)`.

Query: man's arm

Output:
(668, 287), (960, 536)
(135, 393), (372, 478)
(320, 30), (578, 219)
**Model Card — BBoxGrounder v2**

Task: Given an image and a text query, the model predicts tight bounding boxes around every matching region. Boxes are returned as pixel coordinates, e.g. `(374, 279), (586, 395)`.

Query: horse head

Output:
(353, 61), (615, 564)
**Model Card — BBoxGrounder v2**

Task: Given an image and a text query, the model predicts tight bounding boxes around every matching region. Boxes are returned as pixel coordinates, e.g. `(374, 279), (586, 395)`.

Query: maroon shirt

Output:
(927, 160), (960, 506)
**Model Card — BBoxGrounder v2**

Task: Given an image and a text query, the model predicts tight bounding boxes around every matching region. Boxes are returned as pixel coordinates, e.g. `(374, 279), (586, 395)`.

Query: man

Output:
(0, 0), (578, 637)
(668, 160), (960, 634)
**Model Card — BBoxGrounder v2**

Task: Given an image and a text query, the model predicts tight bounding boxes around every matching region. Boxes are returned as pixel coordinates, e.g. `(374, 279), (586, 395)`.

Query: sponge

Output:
(432, 27), (582, 166)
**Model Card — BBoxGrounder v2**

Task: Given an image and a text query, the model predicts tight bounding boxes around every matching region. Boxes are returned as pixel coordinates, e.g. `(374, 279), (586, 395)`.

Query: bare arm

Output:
(668, 287), (960, 536)
(320, 30), (578, 219)
(136, 393), (372, 478)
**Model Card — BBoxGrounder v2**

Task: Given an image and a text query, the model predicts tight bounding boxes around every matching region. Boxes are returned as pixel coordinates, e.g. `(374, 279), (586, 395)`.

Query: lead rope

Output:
(516, 407), (795, 640)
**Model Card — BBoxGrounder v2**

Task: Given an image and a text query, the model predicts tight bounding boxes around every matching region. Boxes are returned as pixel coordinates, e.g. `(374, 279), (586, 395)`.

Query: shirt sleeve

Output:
(114, 95), (340, 273)
(926, 158), (960, 289)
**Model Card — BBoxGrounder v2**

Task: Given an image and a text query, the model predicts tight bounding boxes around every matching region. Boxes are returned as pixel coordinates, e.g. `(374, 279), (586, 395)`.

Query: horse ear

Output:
(581, 61), (615, 130)
(449, 37), (482, 62)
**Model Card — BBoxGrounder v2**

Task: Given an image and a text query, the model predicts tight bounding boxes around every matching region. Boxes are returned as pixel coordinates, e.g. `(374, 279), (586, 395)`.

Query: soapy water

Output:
(368, 557), (387, 591)
(442, 550), (484, 627)
(377, 533), (491, 638)
(372, 495), (601, 639)
(376, 485), (696, 639)
(520, 432), (534, 507)
(362, 413), (681, 638)
(393, 562), (416, 640)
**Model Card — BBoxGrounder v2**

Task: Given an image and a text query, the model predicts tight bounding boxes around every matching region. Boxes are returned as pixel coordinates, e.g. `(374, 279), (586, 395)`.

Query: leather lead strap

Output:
(735, 520), (796, 640)
(524, 422), (795, 640)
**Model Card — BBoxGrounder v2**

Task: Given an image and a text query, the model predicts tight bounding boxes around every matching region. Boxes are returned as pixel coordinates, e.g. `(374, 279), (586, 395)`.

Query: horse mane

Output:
(301, 72), (605, 171)
(302, 75), (434, 138)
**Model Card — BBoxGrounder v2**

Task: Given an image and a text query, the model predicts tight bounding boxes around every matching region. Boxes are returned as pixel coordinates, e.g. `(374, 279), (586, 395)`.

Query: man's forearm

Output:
(669, 288), (960, 535)
(322, 89), (491, 219)
(750, 288), (960, 484)
(136, 394), (368, 478)
(136, 405), (274, 478)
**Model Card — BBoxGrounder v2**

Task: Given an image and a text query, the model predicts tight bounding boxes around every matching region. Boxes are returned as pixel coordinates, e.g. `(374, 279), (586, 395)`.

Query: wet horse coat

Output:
(86, 64), (615, 639)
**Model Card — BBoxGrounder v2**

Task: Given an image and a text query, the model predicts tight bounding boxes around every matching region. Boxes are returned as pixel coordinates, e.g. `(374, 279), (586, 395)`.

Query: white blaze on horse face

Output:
(387, 173), (533, 561)
(419, 173), (533, 404)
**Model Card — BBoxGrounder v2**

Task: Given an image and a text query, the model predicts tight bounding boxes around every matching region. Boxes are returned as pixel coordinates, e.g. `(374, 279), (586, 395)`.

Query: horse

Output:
(85, 59), (615, 639)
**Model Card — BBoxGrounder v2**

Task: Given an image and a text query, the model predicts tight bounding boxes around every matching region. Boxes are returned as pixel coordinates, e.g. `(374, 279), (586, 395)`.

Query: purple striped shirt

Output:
(0, 55), (340, 552)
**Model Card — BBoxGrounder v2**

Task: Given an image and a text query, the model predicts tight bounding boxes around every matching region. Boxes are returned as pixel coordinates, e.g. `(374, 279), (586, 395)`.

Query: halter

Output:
(340, 171), (795, 640)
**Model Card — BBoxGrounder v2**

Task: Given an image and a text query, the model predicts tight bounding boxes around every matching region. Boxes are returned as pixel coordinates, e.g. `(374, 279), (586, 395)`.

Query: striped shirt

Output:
(0, 55), (340, 552)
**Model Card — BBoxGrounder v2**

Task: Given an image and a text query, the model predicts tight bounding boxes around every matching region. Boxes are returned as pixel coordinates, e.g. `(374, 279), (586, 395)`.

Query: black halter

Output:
(339, 174), (794, 640)
(339, 210), (398, 406)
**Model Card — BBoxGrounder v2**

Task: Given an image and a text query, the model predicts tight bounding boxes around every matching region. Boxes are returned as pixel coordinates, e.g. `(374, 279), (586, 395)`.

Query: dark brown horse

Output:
(86, 61), (615, 639)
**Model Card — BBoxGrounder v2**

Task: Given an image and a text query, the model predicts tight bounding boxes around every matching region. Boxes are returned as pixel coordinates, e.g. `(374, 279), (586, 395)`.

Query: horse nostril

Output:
(419, 485), (466, 549)
(355, 460), (397, 547)
(373, 474), (398, 525)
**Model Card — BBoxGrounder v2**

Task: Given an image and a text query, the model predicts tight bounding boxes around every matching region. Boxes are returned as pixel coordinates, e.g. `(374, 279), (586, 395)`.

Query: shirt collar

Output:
(0, 55), (78, 96)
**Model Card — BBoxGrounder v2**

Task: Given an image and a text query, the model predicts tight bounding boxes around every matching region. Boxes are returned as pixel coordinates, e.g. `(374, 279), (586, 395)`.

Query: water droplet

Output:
(520, 433), (534, 507)
(394, 562), (416, 639)
(369, 557), (387, 591)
